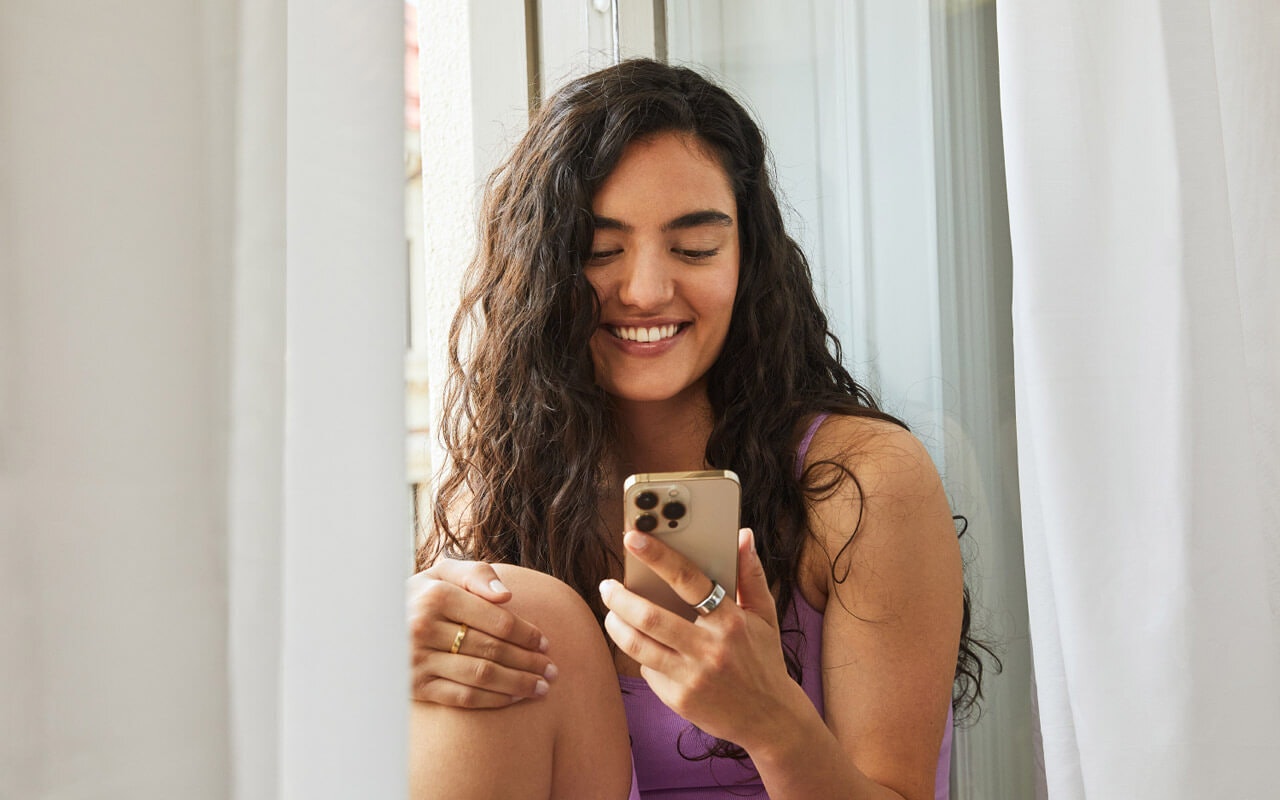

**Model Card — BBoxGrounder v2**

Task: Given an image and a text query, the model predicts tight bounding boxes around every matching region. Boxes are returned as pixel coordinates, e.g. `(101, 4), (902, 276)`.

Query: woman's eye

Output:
(677, 248), (719, 260)
(588, 249), (622, 264)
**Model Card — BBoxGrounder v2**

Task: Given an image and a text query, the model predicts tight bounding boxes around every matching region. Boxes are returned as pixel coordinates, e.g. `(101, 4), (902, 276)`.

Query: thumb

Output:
(734, 528), (776, 624)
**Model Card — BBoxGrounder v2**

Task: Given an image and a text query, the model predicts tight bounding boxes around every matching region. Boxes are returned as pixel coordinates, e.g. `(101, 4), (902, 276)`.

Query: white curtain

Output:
(1, 2), (407, 798)
(998, 2), (1280, 798)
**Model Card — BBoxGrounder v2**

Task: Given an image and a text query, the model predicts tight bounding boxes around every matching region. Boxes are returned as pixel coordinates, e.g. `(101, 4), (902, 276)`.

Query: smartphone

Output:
(622, 469), (741, 621)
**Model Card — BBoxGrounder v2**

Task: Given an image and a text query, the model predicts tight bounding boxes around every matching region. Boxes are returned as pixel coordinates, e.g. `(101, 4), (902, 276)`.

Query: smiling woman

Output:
(407, 58), (985, 800)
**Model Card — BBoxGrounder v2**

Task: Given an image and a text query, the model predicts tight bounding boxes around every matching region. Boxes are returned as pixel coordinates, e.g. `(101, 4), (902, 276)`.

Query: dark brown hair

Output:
(421, 59), (994, 737)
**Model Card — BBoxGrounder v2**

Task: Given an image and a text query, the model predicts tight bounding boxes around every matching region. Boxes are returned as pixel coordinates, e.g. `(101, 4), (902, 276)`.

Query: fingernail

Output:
(509, 696), (526, 705)
(543, 662), (559, 682)
(627, 531), (649, 551)
(489, 579), (509, 594)
(538, 635), (550, 653)
(598, 579), (615, 600)
(533, 679), (549, 697)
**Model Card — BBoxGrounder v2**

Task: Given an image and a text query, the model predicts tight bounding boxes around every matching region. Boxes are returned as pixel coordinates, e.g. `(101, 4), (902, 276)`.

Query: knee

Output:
(490, 566), (631, 799)
(409, 566), (630, 800)
(490, 565), (608, 660)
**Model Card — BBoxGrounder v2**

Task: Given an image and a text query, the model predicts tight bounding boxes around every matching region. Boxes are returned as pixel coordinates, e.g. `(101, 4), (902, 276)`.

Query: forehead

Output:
(591, 132), (735, 217)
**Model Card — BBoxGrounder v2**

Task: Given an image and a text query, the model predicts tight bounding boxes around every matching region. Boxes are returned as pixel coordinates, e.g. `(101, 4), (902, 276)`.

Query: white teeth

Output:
(612, 324), (679, 343)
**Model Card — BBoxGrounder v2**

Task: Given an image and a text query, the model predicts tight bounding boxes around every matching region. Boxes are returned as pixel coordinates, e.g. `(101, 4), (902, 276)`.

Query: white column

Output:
(280, 1), (408, 798)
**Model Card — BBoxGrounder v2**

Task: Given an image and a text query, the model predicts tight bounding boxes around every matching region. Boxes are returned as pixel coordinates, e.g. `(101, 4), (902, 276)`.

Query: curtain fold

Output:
(998, 1), (1280, 797)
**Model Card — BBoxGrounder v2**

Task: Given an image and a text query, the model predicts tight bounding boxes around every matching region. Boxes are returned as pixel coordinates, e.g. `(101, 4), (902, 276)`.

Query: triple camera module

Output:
(632, 486), (688, 533)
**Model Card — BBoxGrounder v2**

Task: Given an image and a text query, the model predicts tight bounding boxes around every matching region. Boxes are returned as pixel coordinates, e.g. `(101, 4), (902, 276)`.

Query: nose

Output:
(616, 247), (674, 310)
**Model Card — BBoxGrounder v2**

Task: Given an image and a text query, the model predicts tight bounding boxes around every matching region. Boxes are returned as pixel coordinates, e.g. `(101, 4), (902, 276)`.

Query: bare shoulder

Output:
(803, 414), (939, 494)
(799, 414), (959, 608)
(802, 413), (949, 533)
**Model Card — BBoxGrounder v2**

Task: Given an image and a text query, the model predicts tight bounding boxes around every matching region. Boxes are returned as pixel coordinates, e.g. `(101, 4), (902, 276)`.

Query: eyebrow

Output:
(591, 209), (734, 233)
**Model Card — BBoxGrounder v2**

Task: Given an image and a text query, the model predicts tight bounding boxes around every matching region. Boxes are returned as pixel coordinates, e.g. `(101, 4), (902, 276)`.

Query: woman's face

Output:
(584, 132), (740, 406)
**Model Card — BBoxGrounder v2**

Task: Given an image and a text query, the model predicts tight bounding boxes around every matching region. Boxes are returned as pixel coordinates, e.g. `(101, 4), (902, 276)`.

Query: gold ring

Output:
(449, 623), (469, 654)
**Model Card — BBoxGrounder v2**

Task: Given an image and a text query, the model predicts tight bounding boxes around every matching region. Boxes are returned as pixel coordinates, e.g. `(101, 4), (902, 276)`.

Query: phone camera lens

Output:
(635, 513), (658, 533)
(635, 491), (659, 510)
(661, 501), (686, 520)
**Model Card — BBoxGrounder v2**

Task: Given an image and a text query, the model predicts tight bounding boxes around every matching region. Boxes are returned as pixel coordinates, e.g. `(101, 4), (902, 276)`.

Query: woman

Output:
(408, 59), (987, 800)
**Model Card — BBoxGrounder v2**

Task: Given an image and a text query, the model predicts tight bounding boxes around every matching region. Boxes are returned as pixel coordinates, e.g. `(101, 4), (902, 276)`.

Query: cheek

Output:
(587, 328), (607, 361)
(722, 284), (739, 314)
(586, 333), (611, 386)
(710, 270), (739, 324)
(700, 283), (738, 361)
(584, 267), (612, 296)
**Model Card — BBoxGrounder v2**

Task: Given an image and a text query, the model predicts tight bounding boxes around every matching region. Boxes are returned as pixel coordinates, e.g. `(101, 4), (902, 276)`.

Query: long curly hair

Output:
(421, 58), (994, 735)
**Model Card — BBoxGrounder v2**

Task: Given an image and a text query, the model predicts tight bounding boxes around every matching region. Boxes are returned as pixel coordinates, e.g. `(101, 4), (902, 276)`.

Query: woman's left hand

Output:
(598, 527), (802, 750)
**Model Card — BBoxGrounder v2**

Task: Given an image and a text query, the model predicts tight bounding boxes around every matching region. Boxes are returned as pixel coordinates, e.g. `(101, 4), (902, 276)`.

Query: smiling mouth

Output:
(607, 323), (686, 343)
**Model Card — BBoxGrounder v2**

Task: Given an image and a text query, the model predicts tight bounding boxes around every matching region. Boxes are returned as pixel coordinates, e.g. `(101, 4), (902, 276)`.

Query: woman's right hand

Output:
(407, 559), (556, 708)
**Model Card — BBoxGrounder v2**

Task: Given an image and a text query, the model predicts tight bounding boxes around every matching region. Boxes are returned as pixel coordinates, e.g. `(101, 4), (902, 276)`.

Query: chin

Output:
(598, 374), (709, 406)
(603, 385), (682, 404)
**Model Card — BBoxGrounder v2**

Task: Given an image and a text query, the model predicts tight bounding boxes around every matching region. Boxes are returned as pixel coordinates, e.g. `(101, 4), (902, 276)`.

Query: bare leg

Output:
(409, 565), (632, 800)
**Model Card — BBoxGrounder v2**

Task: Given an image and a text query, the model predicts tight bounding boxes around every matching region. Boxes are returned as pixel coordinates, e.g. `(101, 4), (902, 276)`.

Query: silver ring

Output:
(693, 581), (726, 616)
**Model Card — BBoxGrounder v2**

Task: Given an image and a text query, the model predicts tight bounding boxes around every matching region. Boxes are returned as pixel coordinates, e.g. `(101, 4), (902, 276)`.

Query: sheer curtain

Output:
(998, 2), (1280, 797)
(2, 3), (407, 798)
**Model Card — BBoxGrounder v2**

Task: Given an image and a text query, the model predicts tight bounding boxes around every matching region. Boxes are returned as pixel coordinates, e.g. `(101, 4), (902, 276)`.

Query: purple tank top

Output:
(621, 413), (953, 799)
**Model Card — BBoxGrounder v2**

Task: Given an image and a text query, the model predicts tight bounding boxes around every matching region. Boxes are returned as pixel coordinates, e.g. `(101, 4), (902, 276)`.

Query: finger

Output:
(422, 558), (513, 602)
(447, 587), (550, 652)
(601, 603), (681, 675)
(622, 529), (722, 610)
(411, 676), (527, 709)
(411, 579), (549, 653)
(415, 620), (556, 681)
(734, 528), (777, 624)
(599, 578), (691, 653)
(417, 650), (551, 700)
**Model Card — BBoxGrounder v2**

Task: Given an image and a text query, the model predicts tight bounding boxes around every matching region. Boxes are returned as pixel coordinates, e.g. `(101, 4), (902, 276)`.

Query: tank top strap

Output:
(794, 412), (832, 480)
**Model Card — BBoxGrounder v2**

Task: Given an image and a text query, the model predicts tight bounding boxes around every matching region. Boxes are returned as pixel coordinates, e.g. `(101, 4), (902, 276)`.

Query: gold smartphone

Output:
(622, 470), (741, 621)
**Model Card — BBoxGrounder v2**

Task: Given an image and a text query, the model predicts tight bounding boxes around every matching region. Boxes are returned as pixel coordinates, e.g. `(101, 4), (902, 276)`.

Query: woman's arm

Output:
(755, 416), (962, 799)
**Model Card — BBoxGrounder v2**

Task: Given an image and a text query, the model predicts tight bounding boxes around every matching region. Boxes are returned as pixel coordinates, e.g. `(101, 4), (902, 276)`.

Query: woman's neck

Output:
(609, 386), (716, 479)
